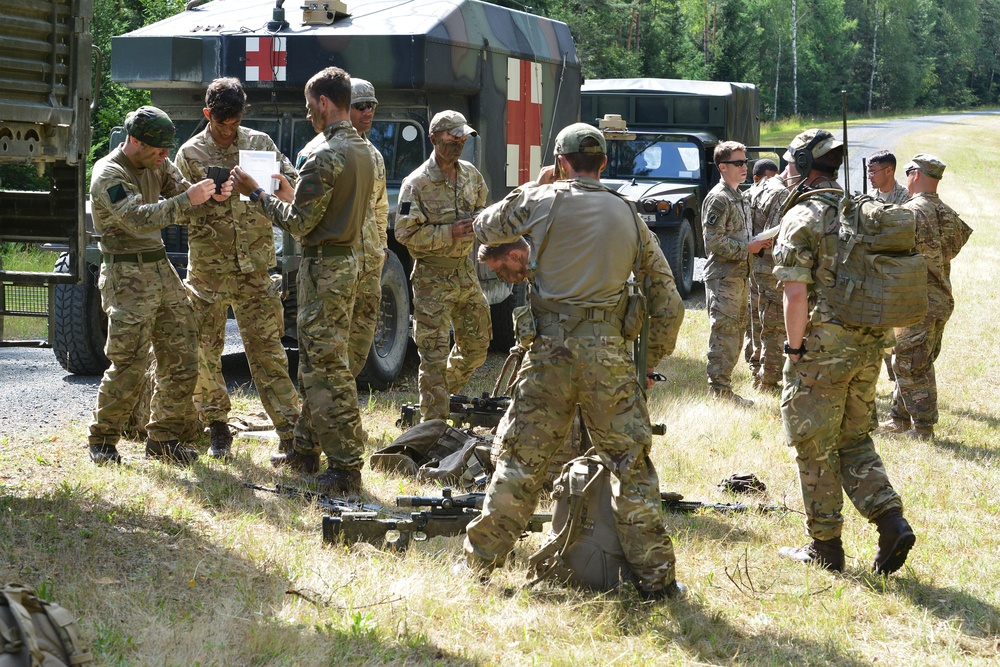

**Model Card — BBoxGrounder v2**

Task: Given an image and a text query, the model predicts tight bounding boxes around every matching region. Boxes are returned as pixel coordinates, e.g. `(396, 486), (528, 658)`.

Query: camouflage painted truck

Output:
(0, 0), (93, 349)
(51, 0), (581, 388)
(581, 78), (760, 298)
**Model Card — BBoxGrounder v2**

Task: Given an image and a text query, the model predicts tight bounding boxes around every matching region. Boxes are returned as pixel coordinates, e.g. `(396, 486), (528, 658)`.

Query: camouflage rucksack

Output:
(0, 584), (93, 667)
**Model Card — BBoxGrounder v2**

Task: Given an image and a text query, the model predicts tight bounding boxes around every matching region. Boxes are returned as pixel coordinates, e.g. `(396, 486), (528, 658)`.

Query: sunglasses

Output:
(352, 102), (377, 112)
(905, 167), (918, 176)
(718, 159), (749, 167)
(867, 165), (890, 176)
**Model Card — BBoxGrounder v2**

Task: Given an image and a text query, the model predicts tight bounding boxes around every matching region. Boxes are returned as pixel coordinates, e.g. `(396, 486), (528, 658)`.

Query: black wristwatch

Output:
(784, 341), (807, 356)
(249, 187), (265, 203)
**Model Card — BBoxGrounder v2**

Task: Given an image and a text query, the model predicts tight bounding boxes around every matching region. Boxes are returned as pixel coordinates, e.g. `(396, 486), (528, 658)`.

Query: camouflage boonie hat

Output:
(124, 105), (177, 148)
(903, 153), (945, 180)
(351, 78), (378, 106)
(554, 123), (606, 155)
(429, 110), (477, 137)
(783, 128), (842, 163)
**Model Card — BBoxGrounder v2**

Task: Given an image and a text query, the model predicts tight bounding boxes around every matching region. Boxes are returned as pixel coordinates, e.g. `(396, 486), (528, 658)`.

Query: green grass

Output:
(2, 113), (1000, 665)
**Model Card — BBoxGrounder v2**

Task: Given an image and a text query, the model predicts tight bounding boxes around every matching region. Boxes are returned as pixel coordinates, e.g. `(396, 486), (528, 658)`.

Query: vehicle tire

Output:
(52, 253), (109, 375)
(357, 251), (410, 389)
(659, 218), (696, 298)
(489, 282), (526, 352)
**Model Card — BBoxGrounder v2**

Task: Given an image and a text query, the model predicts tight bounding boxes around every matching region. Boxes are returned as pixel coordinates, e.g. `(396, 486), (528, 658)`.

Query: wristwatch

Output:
(249, 187), (265, 203)
(783, 341), (807, 356)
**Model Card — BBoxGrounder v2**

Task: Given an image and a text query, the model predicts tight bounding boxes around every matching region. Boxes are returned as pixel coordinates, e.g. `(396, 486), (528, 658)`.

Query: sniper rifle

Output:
(396, 393), (511, 430)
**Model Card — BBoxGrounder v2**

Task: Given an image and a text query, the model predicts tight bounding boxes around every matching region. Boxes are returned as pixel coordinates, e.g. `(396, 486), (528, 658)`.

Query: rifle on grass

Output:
(396, 393), (512, 430)
(660, 491), (784, 514)
(243, 482), (385, 515)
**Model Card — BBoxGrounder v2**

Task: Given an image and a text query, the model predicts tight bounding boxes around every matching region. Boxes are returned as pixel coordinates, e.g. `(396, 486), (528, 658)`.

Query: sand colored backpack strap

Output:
(0, 584), (93, 667)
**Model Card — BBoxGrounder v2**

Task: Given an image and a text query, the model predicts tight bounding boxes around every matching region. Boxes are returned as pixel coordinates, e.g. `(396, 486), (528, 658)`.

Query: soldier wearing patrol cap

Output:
(395, 110), (491, 422)
(87, 105), (229, 466)
(880, 154), (972, 440)
(346, 78), (390, 379)
(464, 122), (687, 600)
(773, 128), (915, 575)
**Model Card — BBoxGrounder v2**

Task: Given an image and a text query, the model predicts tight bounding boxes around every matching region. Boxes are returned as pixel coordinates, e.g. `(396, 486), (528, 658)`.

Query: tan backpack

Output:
(0, 584), (93, 667)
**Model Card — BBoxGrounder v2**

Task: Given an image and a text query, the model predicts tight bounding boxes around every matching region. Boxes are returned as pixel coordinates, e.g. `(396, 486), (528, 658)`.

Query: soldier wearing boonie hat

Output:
(882, 152), (972, 441)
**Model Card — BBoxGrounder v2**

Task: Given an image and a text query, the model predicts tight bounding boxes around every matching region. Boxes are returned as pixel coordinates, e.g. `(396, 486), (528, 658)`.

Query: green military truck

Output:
(52, 0), (581, 388)
(581, 78), (761, 297)
(0, 0), (93, 349)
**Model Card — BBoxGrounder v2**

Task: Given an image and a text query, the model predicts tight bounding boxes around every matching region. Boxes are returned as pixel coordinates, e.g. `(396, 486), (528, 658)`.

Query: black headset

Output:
(792, 130), (833, 175)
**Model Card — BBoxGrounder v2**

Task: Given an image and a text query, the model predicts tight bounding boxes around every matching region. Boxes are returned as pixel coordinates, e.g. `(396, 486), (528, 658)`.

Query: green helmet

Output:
(124, 105), (177, 148)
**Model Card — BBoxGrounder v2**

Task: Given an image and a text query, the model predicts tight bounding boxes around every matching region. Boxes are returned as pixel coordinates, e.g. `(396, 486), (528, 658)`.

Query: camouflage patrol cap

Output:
(554, 123), (606, 155)
(783, 128), (842, 162)
(351, 78), (378, 105)
(124, 106), (177, 148)
(429, 110), (477, 137)
(903, 153), (946, 180)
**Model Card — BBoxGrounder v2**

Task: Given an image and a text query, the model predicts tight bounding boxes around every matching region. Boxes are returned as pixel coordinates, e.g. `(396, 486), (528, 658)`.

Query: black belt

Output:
(301, 245), (352, 258)
(101, 249), (167, 264)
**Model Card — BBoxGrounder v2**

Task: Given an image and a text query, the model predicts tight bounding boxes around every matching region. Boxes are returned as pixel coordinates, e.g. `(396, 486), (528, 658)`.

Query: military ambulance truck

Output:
(51, 0), (581, 388)
(0, 0), (93, 349)
(581, 78), (760, 298)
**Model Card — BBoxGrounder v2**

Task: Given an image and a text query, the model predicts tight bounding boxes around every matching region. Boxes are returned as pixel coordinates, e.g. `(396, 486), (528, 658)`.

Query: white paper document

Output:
(752, 225), (781, 243)
(239, 150), (279, 201)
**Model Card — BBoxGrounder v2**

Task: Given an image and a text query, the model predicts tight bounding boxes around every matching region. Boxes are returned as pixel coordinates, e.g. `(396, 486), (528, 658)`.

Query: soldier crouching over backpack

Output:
(462, 123), (687, 600)
(773, 129), (915, 575)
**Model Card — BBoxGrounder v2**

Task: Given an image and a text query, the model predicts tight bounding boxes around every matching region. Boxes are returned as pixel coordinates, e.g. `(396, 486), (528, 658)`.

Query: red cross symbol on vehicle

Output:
(245, 37), (287, 82)
(506, 58), (543, 187)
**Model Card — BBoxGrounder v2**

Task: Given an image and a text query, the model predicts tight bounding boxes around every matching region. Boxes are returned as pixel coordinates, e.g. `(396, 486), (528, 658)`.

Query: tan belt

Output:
(537, 321), (623, 338)
(301, 244), (352, 258)
(101, 248), (167, 264)
(416, 255), (465, 270)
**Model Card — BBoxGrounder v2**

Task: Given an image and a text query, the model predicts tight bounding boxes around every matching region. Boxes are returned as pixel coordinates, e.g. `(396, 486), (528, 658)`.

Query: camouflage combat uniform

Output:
(746, 175), (790, 389)
(395, 155), (491, 420)
(890, 193), (972, 430)
(467, 176), (685, 595)
(87, 146), (199, 447)
(256, 120), (374, 470)
(874, 181), (910, 206)
(702, 181), (752, 392)
(772, 186), (904, 542)
(175, 126), (300, 440)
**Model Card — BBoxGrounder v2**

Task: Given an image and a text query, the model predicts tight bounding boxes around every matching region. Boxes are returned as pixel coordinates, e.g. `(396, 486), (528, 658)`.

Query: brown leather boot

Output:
(145, 439), (199, 465)
(872, 510), (915, 575)
(270, 448), (321, 474)
(208, 421), (233, 459)
(314, 467), (361, 495)
(779, 537), (845, 572)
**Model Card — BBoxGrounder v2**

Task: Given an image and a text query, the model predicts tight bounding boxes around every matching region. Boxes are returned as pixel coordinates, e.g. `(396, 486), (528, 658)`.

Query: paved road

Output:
(3, 111), (997, 442)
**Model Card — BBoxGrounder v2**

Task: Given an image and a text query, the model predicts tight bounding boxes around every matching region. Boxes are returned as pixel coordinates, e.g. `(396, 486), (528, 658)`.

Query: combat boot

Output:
(904, 426), (933, 441)
(639, 580), (688, 602)
(89, 443), (122, 465)
(207, 421), (233, 459)
(314, 467), (361, 495)
(145, 438), (199, 465)
(778, 537), (845, 572)
(877, 419), (907, 435)
(872, 510), (915, 575)
(270, 448), (321, 474)
(712, 388), (754, 408)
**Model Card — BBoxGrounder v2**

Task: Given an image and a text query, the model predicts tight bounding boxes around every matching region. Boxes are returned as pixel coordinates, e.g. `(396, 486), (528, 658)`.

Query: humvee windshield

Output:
(606, 137), (702, 181)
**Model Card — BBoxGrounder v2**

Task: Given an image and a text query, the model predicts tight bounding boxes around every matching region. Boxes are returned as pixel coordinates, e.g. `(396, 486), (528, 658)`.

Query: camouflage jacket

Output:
(874, 181), (910, 206)
(903, 193), (973, 319)
(395, 155), (488, 259)
(90, 145), (193, 254)
(359, 136), (389, 272)
(702, 181), (751, 281)
(474, 177), (684, 364)
(260, 120), (373, 247)
(748, 175), (791, 275)
(175, 125), (298, 274)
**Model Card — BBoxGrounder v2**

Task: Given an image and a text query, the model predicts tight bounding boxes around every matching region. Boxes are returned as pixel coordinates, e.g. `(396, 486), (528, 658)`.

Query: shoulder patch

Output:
(400, 201), (411, 216)
(108, 183), (127, 204)
(705, 195), (727, 226)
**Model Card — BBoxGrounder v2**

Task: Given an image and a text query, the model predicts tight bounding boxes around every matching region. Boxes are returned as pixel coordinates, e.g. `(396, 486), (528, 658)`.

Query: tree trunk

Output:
(868, 2), (879, 115)
(792, 0), (799, 117)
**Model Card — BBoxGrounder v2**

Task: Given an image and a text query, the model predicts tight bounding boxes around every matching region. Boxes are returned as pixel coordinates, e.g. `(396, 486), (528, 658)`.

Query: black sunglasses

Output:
(905, 167), (918, 176)
(718, 159), (750, 167)
(352, 102), (377, 112)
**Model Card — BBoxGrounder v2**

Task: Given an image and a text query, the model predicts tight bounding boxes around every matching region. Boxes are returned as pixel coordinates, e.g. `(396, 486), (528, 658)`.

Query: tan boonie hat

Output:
(429, 110), (477, 137)
(554, 122), (606, 155)
(351, 78), (378, 105)
(903, 153), (945, 180)
(783, 128), (843, 163)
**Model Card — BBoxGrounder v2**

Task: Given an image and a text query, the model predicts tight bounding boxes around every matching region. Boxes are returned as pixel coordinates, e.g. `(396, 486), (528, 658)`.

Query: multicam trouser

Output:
(748, 266), (785, 387)
(349, 254), (386, 378)
(88, 258), (198, 445)
(293, 253), (365, 471)
(185, 268), (299, 439)
(890, 314), (947, 429)
(411, 260), (491, 421)
(781, 323), (903, 541)
(465, 335), (677, 593)
(706, 272), (749, 392)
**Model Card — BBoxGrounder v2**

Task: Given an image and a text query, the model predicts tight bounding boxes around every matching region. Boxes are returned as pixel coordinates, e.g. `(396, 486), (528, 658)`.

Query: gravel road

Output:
(3, 111), (996, 442)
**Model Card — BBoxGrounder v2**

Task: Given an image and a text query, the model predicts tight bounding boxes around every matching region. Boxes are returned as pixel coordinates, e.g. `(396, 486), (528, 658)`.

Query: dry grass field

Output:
(2, 114), (999, 666)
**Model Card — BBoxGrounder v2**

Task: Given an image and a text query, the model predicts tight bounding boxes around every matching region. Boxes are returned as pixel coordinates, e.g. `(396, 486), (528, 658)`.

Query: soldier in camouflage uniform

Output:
(395, 110), (491, 421)
(703, 141), (772, 406)
(87, 106), (226, 465)
(867, 150), (910, 206)
(881, 154), (972, 440)
(773, 129), (915, 575)
(232, 68), (375, 494)
(464, 124), (687, 600)
(175, 77), (300, 459)
(346, 78), (390, 378)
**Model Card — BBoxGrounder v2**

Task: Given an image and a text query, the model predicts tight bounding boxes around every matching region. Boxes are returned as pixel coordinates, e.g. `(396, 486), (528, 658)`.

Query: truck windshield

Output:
(607, 138), (701, 180)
